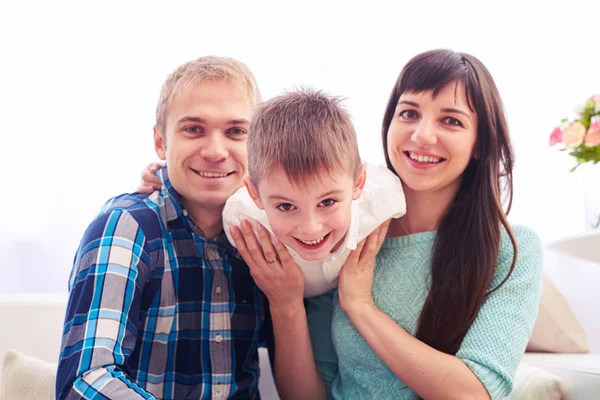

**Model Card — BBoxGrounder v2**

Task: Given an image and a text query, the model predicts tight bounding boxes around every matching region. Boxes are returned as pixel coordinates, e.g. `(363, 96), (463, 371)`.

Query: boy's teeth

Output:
(198, 171), (228, 177)
(409, 152), (441, 163)
(298, 235), (326, 245)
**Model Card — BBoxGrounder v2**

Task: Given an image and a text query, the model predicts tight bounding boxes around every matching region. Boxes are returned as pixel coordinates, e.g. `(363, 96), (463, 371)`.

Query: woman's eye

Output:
(443, 117), (463, 127)
(399, 110), (419, 120)
(319, 199), (337, 207)
(276, 203), (295, 211)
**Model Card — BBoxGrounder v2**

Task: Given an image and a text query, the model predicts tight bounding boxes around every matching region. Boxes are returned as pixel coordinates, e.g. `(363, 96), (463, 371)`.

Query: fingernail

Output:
(273, 236), (279, 245)
(229, 226), (236, 236)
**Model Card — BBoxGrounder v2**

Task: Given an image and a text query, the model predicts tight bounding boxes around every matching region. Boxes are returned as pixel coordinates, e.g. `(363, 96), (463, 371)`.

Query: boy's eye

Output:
(276, 203), (296, 212)
(399, 110), (419, 120)
(319, 199), (337, 207)
(443, 117), (463, 127)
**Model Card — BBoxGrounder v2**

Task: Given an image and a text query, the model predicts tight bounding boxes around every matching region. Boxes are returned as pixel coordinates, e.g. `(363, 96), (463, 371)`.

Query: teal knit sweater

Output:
(307, 225), (543, 400)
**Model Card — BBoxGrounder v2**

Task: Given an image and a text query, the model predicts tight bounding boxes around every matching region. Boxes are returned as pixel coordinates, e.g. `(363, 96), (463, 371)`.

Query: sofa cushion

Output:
(526, 273), (589, 353)
(0, 350), (56, 400)
(510, 362), (562, 399)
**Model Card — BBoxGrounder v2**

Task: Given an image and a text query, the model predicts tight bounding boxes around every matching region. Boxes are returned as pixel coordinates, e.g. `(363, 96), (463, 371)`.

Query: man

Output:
(56, 56), (274, 400)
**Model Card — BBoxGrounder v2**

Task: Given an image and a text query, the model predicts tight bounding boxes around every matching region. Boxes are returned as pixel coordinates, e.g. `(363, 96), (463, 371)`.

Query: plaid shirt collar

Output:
(156, 165), (233, 249)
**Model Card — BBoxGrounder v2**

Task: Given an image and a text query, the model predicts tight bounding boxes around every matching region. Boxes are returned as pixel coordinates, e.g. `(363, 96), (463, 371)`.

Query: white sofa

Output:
(1, 242), (599, 399)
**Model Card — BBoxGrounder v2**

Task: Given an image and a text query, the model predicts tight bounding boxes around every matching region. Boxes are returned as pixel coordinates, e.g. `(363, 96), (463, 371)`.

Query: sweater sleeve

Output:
(456, 225), (543, 399)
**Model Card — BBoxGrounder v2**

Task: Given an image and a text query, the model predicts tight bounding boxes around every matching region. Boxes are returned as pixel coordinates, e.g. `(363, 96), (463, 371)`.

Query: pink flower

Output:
(584, 120), (600, 147)
(562, 121), (587, 148)
(549, 126), (563, 146)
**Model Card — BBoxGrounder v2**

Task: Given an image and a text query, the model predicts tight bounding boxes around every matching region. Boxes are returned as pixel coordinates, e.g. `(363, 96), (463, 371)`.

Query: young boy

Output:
(142, 88), (406, 297)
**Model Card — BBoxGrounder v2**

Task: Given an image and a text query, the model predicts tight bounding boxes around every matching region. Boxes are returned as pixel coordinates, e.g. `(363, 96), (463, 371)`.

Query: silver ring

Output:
(266, 257), (277, 264)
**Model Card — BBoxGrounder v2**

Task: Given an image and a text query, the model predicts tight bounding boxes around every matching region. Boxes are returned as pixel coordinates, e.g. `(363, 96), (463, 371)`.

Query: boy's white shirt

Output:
(223, 163), (406, 297)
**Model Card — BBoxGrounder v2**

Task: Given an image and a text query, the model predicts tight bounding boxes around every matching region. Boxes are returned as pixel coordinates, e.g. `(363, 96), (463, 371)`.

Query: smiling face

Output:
(154, 79), (254, 214)
(386, 81), (478, 199)
(247, 165), (366, 261)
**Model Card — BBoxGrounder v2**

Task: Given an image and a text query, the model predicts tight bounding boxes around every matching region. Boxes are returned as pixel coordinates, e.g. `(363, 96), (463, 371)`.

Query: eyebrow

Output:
(176, 116), (250, 125)
(268, 189), (345, 202)
(397, 100), (472, 121)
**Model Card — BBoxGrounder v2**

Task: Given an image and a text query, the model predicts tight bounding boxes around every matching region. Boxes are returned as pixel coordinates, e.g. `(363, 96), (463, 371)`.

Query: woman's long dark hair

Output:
(381, 50), (518, 355)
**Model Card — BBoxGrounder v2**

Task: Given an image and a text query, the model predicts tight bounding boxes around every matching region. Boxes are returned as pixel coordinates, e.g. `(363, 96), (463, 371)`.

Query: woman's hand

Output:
(137, 162), (163, 193)
(230, 220), (305, 311)
(338, 219), (391, 315)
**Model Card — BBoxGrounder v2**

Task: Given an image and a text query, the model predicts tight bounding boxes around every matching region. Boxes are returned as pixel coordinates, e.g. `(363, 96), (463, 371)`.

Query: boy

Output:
(142, 88), (405, 297)
(57, 56), (274, 400)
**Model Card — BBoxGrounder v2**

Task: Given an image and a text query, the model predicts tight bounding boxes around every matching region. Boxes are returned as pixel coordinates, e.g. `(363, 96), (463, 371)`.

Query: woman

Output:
(141, 49), (542, 399)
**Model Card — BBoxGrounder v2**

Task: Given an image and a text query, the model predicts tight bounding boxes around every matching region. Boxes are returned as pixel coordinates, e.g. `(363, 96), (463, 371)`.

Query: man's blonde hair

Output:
(248, 88), (361, 187)
(155, 56), (261, 135)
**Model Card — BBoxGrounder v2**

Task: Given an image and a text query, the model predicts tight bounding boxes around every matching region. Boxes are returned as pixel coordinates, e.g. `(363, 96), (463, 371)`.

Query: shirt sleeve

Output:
(306, 290), (338, 400)
(56, 210), (156, 399)
(456, 225), (543, 399)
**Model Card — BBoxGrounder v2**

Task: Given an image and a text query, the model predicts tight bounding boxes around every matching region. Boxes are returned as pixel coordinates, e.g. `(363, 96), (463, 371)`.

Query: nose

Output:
(298, 212), (323, 236)
(411, 119), (438, 146)
(200, 133), (228, 162)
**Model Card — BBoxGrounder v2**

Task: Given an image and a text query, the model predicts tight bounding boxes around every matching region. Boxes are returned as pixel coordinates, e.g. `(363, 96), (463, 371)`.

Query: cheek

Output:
(263, 211), (289, 237)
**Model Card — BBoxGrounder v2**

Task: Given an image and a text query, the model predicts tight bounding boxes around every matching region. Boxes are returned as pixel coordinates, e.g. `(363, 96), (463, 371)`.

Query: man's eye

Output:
(276, 203), (295, 211)
(443, 117), (463, 127)
(399, 110), (419, 119)
(227, 127), (247, 135)
(185, 126), (202, 134)
(319, 199), (337, 207)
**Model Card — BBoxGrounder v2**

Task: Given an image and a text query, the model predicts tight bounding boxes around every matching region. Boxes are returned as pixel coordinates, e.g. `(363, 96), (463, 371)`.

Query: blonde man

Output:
(56, 56), (273, 400)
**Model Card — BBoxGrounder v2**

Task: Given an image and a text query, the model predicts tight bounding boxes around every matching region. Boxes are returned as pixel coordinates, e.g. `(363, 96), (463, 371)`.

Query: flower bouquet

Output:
(549, 95), (600, 171)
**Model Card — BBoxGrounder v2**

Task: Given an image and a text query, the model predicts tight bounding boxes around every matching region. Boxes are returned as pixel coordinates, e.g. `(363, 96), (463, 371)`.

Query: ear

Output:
(154, 125), (167, 161)
(352, 163), (367, 200)
(244, 176), (264, 210)
(472, 143), (480, 160)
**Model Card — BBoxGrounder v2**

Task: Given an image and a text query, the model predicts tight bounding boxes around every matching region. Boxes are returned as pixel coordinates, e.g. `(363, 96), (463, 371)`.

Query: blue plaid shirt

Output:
(57, 166), (274, 400)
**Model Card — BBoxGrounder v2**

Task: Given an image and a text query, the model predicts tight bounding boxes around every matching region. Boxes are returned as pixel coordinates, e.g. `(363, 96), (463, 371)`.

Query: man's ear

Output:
(154, 125), (167, 161)
(244, 176), (264, 210)
(352, 163), (367, 200)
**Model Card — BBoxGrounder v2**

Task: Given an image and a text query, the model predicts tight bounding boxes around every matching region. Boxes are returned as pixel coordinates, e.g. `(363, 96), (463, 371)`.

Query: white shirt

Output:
(223, 163), (406, 297)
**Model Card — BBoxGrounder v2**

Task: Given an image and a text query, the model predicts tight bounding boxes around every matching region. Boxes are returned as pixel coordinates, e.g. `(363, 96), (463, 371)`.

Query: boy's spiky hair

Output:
(248, 88), (361, 187)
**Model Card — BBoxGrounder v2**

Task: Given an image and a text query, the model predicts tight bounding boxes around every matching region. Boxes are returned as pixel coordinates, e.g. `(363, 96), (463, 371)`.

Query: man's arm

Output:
(56, 210), (156, 400)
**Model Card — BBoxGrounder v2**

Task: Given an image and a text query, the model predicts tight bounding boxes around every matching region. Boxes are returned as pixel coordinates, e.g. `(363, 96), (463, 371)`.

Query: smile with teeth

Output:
(193, 169), (232, 178)
(406, 151), (444, 164)
(296, 234), (328, 245)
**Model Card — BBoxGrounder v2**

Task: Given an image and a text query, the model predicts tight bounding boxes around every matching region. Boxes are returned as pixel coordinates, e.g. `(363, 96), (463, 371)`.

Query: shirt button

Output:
(215, 334), (223, 343)
(182, 209), (188, 216)
(215, 286), (222, 295)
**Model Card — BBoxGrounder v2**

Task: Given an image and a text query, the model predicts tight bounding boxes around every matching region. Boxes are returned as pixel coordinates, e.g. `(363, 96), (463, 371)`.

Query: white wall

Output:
(1, 0), (599, 293)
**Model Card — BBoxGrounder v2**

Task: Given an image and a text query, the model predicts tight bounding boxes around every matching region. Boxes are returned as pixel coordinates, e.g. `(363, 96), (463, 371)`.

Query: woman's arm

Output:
(339, 225), (542, 400)
(230, 221), (326, 400)
(341, 303), (489, 400)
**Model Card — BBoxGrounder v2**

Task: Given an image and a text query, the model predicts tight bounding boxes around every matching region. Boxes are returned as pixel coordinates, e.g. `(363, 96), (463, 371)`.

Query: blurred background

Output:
(0, 0), (598, 293)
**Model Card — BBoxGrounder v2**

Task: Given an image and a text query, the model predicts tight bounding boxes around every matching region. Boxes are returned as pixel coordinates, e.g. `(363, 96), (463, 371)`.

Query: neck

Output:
(389, 180), (461, 237)
(184, 201), (224, 240)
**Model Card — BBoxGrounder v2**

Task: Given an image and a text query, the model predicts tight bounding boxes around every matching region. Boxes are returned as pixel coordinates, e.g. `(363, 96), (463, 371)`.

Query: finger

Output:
(229, 225), (258, 268)
(136, 185), (155, 194)
(272, 236), (294, 272)
(257, 223), (281, 271)
(342, 238), (366, 271)
(374, 219), (391, 252)
(239, 220), (268, 265)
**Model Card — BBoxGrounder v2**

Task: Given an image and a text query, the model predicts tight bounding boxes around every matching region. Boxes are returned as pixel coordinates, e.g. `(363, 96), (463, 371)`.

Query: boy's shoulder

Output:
(362, 163), (403, 195)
